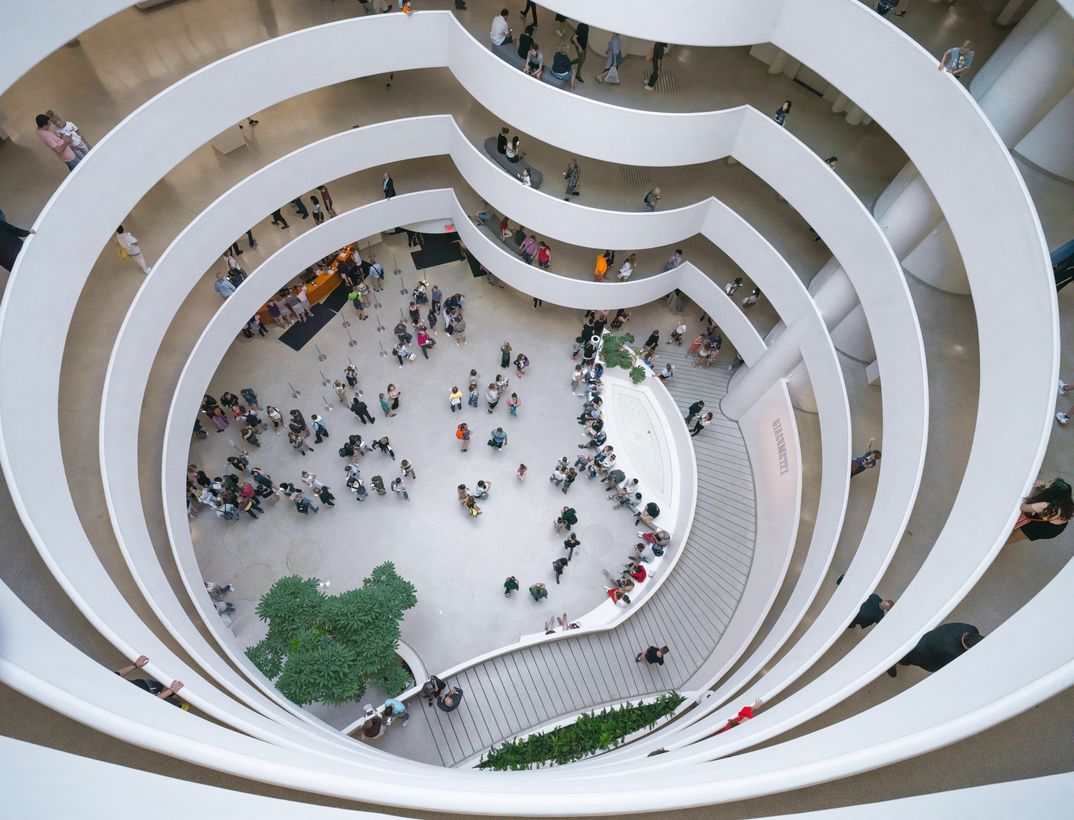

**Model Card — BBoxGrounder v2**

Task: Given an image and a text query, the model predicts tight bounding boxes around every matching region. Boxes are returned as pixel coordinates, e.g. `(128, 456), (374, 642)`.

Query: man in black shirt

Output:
(888, 623), (983, 677)
(570, 22), (589, 82)
(644, 42), (667, 91)
(636, 645), (670, 665)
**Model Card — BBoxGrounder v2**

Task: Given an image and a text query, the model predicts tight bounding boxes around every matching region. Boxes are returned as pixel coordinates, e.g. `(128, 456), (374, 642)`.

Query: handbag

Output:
(605, 64), (620, 84)
(408, 352), (417, 361)
(118, 246), (130, 260)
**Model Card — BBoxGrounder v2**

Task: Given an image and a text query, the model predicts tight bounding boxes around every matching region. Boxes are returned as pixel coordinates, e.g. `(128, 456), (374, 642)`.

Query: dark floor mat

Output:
(278, 284), (348, 351)
(411, 242), (464, 269)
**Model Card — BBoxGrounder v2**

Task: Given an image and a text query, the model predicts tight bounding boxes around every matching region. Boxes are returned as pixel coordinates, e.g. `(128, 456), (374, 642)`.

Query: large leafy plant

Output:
(479, 692), (684, 770)
(600, 332), (647, 384)
(246, 564), (417, 705)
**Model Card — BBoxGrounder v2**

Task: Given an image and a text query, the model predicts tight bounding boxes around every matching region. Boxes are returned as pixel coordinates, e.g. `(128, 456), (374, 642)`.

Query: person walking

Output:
(456, 422), (471, 452)
(569, 20), (589, 81)
(1006, 478), (1072, 545)
(382, 172), (396, 199)
(291, 197), (309, 219)
(552, 557), (569, 584)
(35, 114), (80, 171)
(636, 645), (670, 665)
(310, 195), (325, 224)
(271, 208), (289, 229)
(310, 414), (329, 443)
(563, 532), (579, 560)
(316, 184), (337, 217)
(663, 249), (684, 272)
(504, 575), (520, 597)
(517, 463), (528, 480)
(293, 491), (319, 514)
(563, 158), (581, 200)
(561, 467), (577, 494)
(351, 395), (376, 425)
(643, 42), (666, 91)
(529, 582), (549, 602)
(888, 623), (983, 677)
(507, 393), (521, 417)
(114, 226), (152, 274)
(690, 412), (714, 438)
(643, 187), (661, 212)
(684, 400), (705, 425)
(595, 32), (622, 83)
(488, 427), (508, 451)
(379, 393), (394, 418)
(850, 592), (894, 629)
(617, 253), (637, 282)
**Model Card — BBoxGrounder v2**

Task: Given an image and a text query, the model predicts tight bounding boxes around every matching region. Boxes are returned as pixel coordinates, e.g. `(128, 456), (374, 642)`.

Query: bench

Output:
(491, 40), (572, 89)
(482, 137), (545, 189)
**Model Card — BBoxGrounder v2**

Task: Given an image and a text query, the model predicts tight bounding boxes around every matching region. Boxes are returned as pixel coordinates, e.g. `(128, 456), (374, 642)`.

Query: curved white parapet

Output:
(7, 4), (905, 786)
(0, 1), (1060, 815)
(94, 116), (842, 736)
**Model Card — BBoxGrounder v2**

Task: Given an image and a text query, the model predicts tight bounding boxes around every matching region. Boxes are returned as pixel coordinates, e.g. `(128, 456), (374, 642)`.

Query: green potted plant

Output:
(600, 332), (647, 384)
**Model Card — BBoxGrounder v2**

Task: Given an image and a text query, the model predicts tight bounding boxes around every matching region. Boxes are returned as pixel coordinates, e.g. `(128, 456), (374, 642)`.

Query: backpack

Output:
(456, 426), (465, 440)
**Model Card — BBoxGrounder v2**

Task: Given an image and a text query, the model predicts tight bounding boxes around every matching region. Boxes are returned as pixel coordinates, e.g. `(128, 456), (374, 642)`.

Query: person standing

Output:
(379, 393), (395, 418)
(500, 340), (512, 369)
(115, 226), (152, 274)
(453, 315), (467, 345)
(391, 477), (409, 501)
(690, 412), (714, 438)
(46, 110), (91, 161)
(437, 687), (464, 713)
(555, 506), (578, 532)
(507, 393), (521, 416)
(382, 697), (409, 726)
(663, 249), (684, 271)
(448, 386), (463, 412)
(529, 583), (548, 602)
(488, 427), (508, 451)
(938, 40), (975, 78)
(291, 197), (309, 219)
(486, 383), (501, 413)
(35, 114), (79, 171)
(888, 623), (983, 677)
(774, 100), (792, 126)
(368, 257), (385, 291)
(563, 158), (581, 200)
(310, 196), (325, 224)
(504, 576), (520, 597)
(456, 422), (471, 452)
(563, 533), (579, 560)
(617, 253), (637, 282)
(643, 42), (666, 91)
(552, 557), (569, 584)
(643, 187), (661, 212)
(636, 645), (670, 665)
(850, 438), (882, 477)
(382, 172), (396, 199)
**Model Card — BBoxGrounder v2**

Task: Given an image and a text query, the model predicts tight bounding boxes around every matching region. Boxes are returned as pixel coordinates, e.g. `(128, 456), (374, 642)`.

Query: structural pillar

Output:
(768, 49), (790, 75)
(722, 318), (810, 421)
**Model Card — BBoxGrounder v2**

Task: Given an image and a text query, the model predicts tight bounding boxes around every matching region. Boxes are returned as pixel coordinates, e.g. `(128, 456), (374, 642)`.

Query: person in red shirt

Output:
(714, 698), (765, 735)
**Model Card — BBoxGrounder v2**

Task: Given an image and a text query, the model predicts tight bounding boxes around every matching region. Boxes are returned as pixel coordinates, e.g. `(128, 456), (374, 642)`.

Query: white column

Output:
(976, 8), (1074, 147)
(721, 319), (809, 421)
(831, 93), (850, 114)
(768, 49), (790, 75)
(974, 0), (1058, 97)
(845, 104), (867, 126)
(874, 168), (944, 257)
(996, 0), (1030, 27)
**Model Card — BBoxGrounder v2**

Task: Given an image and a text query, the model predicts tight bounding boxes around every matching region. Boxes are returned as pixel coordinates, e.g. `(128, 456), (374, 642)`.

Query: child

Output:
(516, 463), (528, 481)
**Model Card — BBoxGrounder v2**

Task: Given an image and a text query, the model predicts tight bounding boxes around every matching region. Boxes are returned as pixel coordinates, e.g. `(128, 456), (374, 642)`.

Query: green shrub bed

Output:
(478, 692), (684, 770)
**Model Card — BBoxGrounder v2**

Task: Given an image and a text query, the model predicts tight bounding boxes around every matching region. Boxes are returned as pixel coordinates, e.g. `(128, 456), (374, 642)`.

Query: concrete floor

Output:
(0, 0), (1072, 814)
